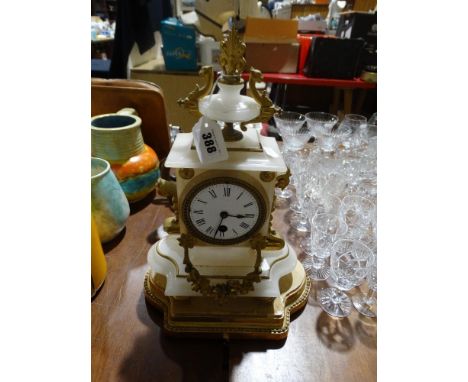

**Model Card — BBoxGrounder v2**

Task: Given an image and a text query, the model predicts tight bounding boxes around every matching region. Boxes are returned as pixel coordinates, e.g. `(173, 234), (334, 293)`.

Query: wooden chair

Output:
(91, 78), (172, 162)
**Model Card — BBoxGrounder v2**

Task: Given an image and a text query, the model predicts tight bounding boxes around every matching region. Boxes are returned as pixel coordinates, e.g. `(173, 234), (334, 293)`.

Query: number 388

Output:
(202, 132), (217, 153)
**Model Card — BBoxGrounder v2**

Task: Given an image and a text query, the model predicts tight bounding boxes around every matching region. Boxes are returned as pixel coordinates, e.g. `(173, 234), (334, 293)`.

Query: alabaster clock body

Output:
(167, 128), (285, 248)
(144, 126), (311, 338)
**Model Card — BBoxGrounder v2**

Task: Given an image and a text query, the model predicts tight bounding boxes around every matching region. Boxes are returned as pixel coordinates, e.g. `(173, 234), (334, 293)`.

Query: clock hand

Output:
(214, 217), (225, 238)
(226, 213), (247, 219)
(214, 211), (229, 238)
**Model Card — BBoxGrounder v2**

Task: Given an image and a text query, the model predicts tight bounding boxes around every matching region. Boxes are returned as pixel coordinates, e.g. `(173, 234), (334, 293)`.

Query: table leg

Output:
(272, 83), (287, 109)
(331, 88), (340, 115)
(343, 88), (353, 115)
(282, 83), (288, 109)
(355, 89), (367, 115)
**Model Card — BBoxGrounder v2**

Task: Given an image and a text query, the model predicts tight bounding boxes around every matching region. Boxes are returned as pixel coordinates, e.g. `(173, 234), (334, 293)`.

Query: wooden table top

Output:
(92, 191), (377, 382)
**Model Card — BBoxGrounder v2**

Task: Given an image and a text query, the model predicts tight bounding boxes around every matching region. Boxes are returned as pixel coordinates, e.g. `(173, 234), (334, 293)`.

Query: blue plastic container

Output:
(161, 18), (198, 71)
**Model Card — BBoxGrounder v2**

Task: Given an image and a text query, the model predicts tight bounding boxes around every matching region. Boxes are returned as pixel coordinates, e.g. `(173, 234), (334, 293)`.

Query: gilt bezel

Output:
(181, 176), (267, 245)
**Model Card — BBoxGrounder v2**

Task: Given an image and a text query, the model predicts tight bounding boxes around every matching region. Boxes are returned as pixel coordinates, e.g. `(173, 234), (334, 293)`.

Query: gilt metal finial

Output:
(219, 27), (246, 84)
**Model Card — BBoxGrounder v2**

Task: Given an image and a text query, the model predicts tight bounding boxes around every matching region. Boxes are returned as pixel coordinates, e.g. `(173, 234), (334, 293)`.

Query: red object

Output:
(241, 72), (376, 89)
(297, 34), (335, 75)
(297, 34), (314, 74)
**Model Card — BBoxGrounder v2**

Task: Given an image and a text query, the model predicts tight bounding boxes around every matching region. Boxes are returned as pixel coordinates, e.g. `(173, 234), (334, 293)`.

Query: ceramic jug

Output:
(91, 108), (160, 202)
(91, 157), (130, 243)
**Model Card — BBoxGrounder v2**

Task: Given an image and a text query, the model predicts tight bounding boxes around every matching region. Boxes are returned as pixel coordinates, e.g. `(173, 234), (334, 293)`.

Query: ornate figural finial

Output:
(240, 67), (282, 131)
(177, 66), (214, 117)
(219, 27), (246, 84)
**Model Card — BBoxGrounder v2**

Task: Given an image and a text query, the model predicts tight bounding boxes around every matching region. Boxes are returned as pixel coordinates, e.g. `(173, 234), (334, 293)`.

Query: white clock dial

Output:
(183, 178), (266, 245)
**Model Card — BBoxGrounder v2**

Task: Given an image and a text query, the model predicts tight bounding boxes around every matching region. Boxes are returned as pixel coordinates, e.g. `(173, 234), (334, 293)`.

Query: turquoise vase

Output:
(91, 108), (160, 202)
(91, 157), (130, 243)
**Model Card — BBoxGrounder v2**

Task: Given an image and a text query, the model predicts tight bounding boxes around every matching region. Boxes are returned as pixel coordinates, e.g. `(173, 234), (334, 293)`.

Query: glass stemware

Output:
(322, 173), (347, 199)
(341, 114), (368, 152)
(273, 111), (307, 199)
(331, 123), (353, 154)
(302, 213), (347, 280)
(352, 264), (377, 318)
(274, 111), (314, 154)
(366, 135), (377, 158)
(315, 193), (342, 217)
(340, 195), (375, 230)
(339, 195), (376, 251)
(291, 169), (312, 232)
(289, 148), (320, 231)
(300, 194), (342, 253)
(305, 112), (339, 153)
(367, 115), (377, 144)
(276, 151), (295, 199)
(289, 148), (321, 213)
(335, 146), (363, 193)
(274, 111), (306, 132)
(367, 123), (377, 138)
(319, 239), (375, 317)
(287, 110), (378, 318)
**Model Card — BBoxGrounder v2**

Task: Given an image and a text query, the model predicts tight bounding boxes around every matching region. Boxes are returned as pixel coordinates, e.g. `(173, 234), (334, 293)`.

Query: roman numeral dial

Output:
(183, 177), (266, 245)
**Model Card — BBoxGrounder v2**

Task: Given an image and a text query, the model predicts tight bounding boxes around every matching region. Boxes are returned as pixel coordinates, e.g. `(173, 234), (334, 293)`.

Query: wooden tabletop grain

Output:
(92, 191), (377, 382)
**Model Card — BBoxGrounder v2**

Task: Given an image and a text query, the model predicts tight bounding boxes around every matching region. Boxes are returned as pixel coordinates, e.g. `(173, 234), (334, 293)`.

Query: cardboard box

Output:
(244, 18), (299, 73)
(297, 18), (327, 33)
(245, 43), (299, 73)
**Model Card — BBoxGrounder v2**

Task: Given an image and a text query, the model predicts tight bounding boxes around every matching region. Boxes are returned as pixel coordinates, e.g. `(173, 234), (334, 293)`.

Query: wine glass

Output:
(274, 111), (306, 133)
(315, 193), (342, 217)
(367, 113), (377, 140)
(367, 123), (377, 138)
(289, 148), (321, 213)
(335, 139), (365, 194)
(322, 174), (347, 199)
(300, 194), (342, 253)
(341, 114), (368, 151)
(289, 148), (318, 231)
(331, 123), (353, 154)
(319, 239), (375, 318)
(305, 112), (339, 153)
(339, 195), (376, 251)
(352, 263), (377, 318)
(340, 195), (375, 232)
(355, 136), (377, 202)
(276, 152), (295, 199)
(275, 112), (315, 151)
(302, 213), (347, 280)
(366, 135), (377, 157)
(273, 111), (306, 199)
(353, 155), (376, 201)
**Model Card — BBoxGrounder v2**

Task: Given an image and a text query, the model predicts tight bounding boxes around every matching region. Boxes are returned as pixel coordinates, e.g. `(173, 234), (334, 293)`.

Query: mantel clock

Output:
(144, 26), (310, 340)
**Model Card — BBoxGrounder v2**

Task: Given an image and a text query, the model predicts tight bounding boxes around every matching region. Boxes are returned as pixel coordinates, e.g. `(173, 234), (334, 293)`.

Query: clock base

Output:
(144, 259), (310, 340)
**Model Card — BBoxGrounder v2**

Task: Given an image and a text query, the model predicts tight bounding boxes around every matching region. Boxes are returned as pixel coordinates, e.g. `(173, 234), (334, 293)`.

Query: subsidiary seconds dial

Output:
(182, 177), (266, 245)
